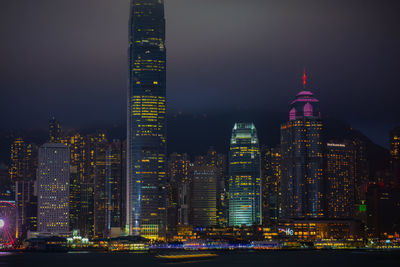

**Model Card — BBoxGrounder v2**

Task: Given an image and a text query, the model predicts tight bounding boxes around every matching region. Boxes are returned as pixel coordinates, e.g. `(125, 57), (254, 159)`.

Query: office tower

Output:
(78, 132), (107, 238)
(127, 0), (167, 240)
(93, 140), (108, 238)
(190, 164), (217, 227)
(204, 148), (228, 227)
(49, 117), (61, 143)
(37, 143), (70, 235)
(106, 140), (125, 237)
(15, 180), (37, 239)
(228, 123), (261, 226)
(390, 127), (400, 185)
(261, 145), (281, 224)
(366, 183), (400, 238)
(325, 141), (355, 219)
(61, 133), (84, 231)
(9, 138), (37, 183)
(280, 74), (324, 219)
(167, 153), (190, 229)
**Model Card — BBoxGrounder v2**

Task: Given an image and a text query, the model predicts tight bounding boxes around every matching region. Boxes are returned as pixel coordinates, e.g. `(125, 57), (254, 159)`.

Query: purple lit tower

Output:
(280, 72), (324, 219)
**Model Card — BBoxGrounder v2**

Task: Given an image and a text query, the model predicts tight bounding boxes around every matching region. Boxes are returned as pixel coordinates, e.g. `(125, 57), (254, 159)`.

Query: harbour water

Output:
(1, 250), (400, 267)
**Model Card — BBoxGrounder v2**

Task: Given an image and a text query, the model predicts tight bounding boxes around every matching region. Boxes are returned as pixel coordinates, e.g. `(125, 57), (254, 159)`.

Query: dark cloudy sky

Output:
(1, 0), (399, 147)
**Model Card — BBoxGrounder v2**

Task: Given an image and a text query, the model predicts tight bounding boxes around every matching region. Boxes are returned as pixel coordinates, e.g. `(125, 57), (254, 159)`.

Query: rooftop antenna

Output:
(302, 68), (307, 89)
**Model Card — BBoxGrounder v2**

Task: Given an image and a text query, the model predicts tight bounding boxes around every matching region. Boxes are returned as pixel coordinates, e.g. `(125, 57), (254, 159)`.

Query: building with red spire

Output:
(280, 72), (324, 219)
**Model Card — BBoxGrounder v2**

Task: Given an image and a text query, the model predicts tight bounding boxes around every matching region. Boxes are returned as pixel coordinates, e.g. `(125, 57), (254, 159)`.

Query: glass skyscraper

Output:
(228, 123), (261, 226)
(280, 78), (324, 219)
(127, 0), (167, 240)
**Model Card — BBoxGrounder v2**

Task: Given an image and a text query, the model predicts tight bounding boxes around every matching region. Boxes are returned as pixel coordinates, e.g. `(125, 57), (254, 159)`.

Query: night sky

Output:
(1, 0), (400, 148)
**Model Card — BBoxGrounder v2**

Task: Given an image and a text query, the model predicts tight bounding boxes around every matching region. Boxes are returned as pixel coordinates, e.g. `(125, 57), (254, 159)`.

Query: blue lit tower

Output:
(280, 72), (324, 219)
(228, 123), (262, 226)
(127, 0), (167, 240)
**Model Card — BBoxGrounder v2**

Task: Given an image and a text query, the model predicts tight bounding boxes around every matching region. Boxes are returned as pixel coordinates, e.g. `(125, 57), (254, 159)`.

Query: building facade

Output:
(280, 79), (324, 219)
(106, 140), (125, 237)
(127, 0), (167, 240)
(325, 141), (355, 219)
(37, 143), (70, 235)
(190, 164), (217, 227)
(228, 123), (261, 226)
(261, 145), (281, 225)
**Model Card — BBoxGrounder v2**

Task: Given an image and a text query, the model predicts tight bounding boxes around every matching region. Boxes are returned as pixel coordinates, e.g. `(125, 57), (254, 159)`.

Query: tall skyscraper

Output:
(261, 145), (281, 224)
(190, 164), (217, 227)
(228, 123), (261, 226)
(167, 152), (190, 228)
(61, 133), (84, 232)
(127, 0), (167, 240)
(79, 132), (107, 238)
(106, 140), (125, 237)
(280, 73), (324, 219)
(37, 143), (70, 235)
(325, 141), (355, 219)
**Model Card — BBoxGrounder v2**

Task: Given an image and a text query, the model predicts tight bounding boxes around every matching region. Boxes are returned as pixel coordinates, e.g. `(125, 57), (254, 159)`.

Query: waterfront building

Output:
(106, 140), (125, 237)
(366, 183), (400, 238)
(93, 140), (109, 238)
(325, 141), (355, 219)
(127, 0), (167, 240)
(37, 143), (70, 235)
(228, 123), (262, 226)
(61, 133), (84, 232)
(15, 179), (37, 239)
(78, 132), (107, 238)
(167, 153), (190, 231)
(261, 145), (281, 224)
(280, 73), (324, 219)
(190, 163), (217, 227)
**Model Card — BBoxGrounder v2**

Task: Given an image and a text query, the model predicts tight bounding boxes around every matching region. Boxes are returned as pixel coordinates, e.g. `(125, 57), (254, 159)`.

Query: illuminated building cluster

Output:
(2, 0), (400, 252)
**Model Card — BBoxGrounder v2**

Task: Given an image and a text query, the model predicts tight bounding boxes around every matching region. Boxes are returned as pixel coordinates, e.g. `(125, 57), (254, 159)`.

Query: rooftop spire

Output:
(302, 68), (307, 89)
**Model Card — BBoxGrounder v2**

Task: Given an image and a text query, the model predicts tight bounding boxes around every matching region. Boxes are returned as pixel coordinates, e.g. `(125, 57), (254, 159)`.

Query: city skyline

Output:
(1, 0), (400, 149)
(1, 0), (400, 258)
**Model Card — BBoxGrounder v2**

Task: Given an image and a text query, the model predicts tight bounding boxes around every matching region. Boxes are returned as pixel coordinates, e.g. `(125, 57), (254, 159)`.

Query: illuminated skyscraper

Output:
(190, 164), (217, 227)
(325, 141), (355, 219)
(61, 133), (84, 232)
(106, 140), (125, 237)
(228, 123), (261, 226)
(280, 72), (324, 219)
(261, 145), (281, 224)
(79, 132), (107, 238)
(167, 153), (190, 229)
(37, 143), (70, 235)
(127, 0), (167, 239)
